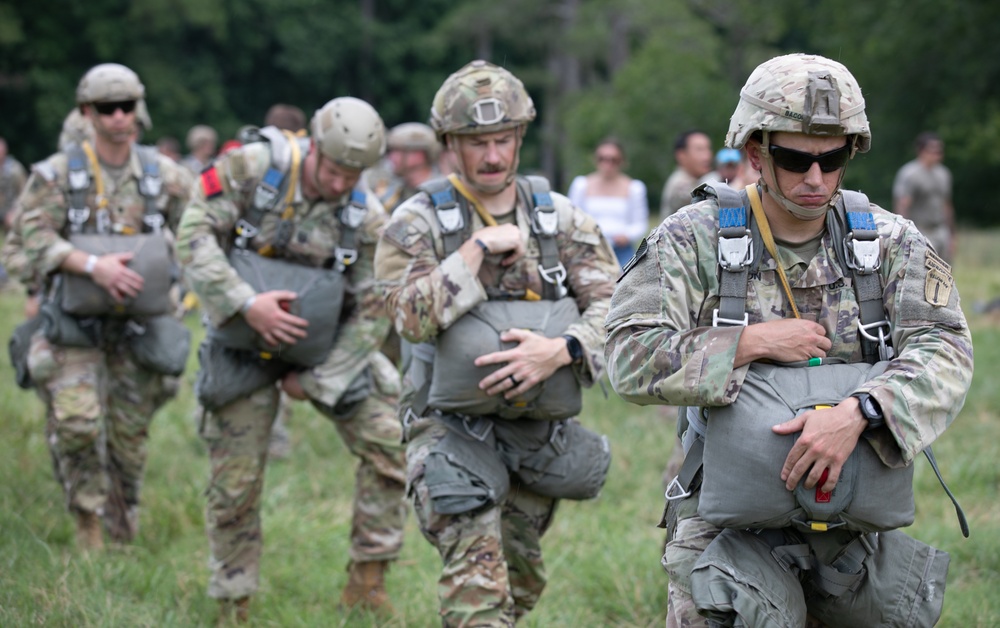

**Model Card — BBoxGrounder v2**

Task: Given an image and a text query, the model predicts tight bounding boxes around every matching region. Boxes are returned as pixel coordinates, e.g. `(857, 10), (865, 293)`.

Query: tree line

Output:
(1, 0), (997, 223)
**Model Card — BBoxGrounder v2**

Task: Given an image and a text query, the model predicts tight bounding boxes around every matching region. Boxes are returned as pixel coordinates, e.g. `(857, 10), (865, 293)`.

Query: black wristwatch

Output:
(563, 334), (583, 364)
(852, 393), (885, 431)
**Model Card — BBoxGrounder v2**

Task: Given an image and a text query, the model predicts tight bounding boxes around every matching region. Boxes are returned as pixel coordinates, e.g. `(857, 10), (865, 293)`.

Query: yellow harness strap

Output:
(258, 130), (303, 258)
(80, 141), (109, 210)
(447, 173), (541, 301)
(745, 184), (800, 319)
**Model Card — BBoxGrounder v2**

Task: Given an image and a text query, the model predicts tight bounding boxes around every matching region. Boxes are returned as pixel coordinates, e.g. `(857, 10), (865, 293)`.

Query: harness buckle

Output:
(664, 475), (693, 502)
(462, 415), (494, 442)
(253, 181), (279, 211)
(845, 236), (881, 274)
(139, 174), (163, 198)
(68, 168), (89, 191)
(712, 308), (749, 328)
(142, 213), (164, 233)
(234, 219), (259, 248)
(341, 199), (367, 229)
(95, 209), (112, 235)
(537, 262), (568, 298)
(858, 319), (895, 361)
(435, 204), (464, 234)
(531, 206), (559, 237)
(67, 207), (91, 228)
(717, 232), (753, 270)
(334, 247), (358, 270)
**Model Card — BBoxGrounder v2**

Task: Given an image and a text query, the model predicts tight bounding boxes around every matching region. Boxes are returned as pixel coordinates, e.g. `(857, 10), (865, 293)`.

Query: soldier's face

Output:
(86, 102), (137, 145)
(752, 132), (848, 210)
(307, 147), (362, 201)
(451, 130), (518, 192)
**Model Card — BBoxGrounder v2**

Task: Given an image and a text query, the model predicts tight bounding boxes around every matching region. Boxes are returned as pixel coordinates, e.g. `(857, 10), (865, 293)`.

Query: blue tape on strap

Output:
(262, 167), (283, 188)
(68, 157), (86, 170)
(719, 206), (747, 229)
(846, 211), (876, 232)
(533, 192), (553, 208)
(431, 188), (455, 207)
(350, 189), (366, 204)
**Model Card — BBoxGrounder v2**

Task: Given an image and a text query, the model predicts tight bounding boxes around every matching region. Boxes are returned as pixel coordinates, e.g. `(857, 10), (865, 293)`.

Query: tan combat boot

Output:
(74, 511), (104, 552)
(340, 560), (393, 613)
(217, 596), (250, 625)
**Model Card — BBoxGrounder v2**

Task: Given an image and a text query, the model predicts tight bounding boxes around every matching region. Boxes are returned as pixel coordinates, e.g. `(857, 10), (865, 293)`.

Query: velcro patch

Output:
(618, 237), (648, 282)
(201, 167), (223, 198)
(924, 250), (953, 307)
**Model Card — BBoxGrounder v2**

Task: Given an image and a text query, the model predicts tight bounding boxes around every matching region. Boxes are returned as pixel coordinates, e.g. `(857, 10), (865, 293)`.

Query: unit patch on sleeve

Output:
(924, 249), (953, 307)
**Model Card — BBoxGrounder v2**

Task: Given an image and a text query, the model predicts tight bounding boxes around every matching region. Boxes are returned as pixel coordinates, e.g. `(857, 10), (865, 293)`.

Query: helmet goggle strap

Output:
(449, 126), (524, 196)
(759, 130), (853, 221)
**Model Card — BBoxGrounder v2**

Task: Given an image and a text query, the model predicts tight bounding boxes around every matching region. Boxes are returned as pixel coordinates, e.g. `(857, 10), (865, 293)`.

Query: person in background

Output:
(893, 131), (954, 263)
(660, 130), (713, 219)
(156, 136), (182, 162)
(568, 137), (649, 267)
(182, 125), (218, 173)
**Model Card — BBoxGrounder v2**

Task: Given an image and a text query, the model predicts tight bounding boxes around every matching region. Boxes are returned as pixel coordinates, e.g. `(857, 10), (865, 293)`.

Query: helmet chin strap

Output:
(449, 127), (523, 196)
(759, 131), (848, 221)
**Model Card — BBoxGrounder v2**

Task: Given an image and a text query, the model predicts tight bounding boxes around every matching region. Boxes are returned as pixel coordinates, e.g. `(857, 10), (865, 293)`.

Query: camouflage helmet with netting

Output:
(311, 97), (386, 170)
(76, 63), (152, 129)
(387, 122), (441, 159)
(726, 53), (871, 153)
(430, 60), (536, 138)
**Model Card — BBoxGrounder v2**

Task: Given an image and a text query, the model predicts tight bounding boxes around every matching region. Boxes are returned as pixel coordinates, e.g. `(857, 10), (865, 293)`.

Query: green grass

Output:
(1, 230), (999, 626)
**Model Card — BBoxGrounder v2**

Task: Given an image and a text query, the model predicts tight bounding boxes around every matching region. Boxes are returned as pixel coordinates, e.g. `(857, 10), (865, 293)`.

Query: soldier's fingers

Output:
(479, 366), (516, 393)
(270, 328), (300, 346)
(501, 246), (525, 267)
(279, 312), (309, 330)
(772, 414), (805, 435)
(475, 348), (514, 368)
(819, 464), (842, 493)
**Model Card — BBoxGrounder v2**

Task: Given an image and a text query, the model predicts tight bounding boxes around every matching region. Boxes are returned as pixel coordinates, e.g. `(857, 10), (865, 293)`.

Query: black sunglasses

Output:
(93, 100), (137, 116)
(767, 143), (850, 174)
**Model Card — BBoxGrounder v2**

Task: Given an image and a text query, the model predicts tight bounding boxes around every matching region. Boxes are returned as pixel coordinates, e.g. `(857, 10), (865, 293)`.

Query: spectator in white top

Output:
(568, 137), (649, 267)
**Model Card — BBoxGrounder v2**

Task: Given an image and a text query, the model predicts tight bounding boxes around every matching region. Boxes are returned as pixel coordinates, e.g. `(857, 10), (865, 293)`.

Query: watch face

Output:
(861, 396), (878, 418)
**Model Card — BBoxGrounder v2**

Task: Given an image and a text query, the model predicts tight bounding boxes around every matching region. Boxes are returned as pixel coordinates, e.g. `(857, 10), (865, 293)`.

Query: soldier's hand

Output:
(280, 371), (308, 400)
(92, 252), (145, 302)
(24, 294), (40, 319)
(475, 329), (572, 399)
(244, 290), (309, 346)
(735, 319), (831, 366)
(772, 397), (867, 492)
(471, 224), (525, 266)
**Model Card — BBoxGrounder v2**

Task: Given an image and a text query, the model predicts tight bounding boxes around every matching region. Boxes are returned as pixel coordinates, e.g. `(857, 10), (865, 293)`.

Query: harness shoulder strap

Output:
(235, 127), (301, 251)
(333, 186), (368, 272)
(134, 144), (164, 233)
(419, 176), (470, 258)
(706, 182), (759, 327)
(65, 143), (92, 234)
(519, 175), (567, 300)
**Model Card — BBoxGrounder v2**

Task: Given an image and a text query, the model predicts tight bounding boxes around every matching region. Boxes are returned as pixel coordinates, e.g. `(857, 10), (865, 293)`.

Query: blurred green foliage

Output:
(1, 0), (998, 222)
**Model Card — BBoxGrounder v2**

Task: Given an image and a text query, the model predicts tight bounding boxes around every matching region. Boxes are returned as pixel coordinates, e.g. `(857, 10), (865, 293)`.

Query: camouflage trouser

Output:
(27, 334), (173, 532)
(406, 418), (557, 628)
(200, 372), (407, 600)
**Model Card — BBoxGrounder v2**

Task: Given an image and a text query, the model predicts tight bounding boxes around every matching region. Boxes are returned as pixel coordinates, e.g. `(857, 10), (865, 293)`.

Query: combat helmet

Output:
(310, 97), (386, 170)
(387, 122), (441, 160)
(430, 60), (536, 138)
(76, 63), (152, 130)
(726, 53), (870, 219)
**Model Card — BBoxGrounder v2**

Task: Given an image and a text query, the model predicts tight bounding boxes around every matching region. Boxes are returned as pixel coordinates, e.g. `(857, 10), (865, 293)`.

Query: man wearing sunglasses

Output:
(17, 63), (193, 551)
(607, 54), (972, 627)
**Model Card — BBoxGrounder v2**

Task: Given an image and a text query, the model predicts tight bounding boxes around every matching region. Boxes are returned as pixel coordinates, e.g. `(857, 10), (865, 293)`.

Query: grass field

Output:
(1, 230), (998, 627)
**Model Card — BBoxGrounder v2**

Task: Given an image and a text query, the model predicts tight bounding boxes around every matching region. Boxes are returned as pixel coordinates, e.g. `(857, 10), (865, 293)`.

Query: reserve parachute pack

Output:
(205, 126), (364, 368)
(59, 141), (174, 317)
(415, 175), (583, 421)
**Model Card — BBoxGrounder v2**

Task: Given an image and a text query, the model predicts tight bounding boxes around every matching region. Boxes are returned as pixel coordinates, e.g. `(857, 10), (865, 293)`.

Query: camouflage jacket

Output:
(0, 203), (39, 291)
(19, 144), (192, 281)
(374, 181), (620, 388)
(605, 195), (973, 466)
(176, 141), (391, 407)
(0, 156), (27, 219)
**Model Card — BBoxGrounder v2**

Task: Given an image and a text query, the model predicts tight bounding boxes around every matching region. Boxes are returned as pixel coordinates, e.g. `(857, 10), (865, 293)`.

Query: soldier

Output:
(375, 60), (619, 626)
(0, 137), (27, 230)
(606, 54), (973, 627)
(176, 97), (407, 621)
(380, 122), (442, 212)
(18, 63), (194, 550)
(659, 130), (713, 219)
(893, 131), (954, 263)
(182, 124), (218, 173)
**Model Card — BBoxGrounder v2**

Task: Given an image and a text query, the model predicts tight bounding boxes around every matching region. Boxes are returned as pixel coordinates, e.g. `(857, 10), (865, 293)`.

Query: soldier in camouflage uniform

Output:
(18, 63), (193, 550)
(375, 60), (618, 627)
(0, 137), (26, 228)
(176, 97), (407, 621)
(605, 54), (974, 627)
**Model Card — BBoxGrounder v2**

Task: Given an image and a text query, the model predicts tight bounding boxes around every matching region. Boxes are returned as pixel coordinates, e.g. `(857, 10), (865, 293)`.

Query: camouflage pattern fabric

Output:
(176, 140), (407, 599)
(200, 354), (406, 599)
(430, 60), (536, 137)
(17, 144), (191, 536)
(375, 183), (618, 623)
(606, 194), (974, 626)
(0, 203), (40, 292)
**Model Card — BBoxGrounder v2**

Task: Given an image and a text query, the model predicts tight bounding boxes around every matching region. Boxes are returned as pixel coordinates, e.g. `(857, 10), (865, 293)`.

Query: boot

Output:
(217, 596), (250, 625)
(74, 511), (104, 552)
(340, 560), (393, 613)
